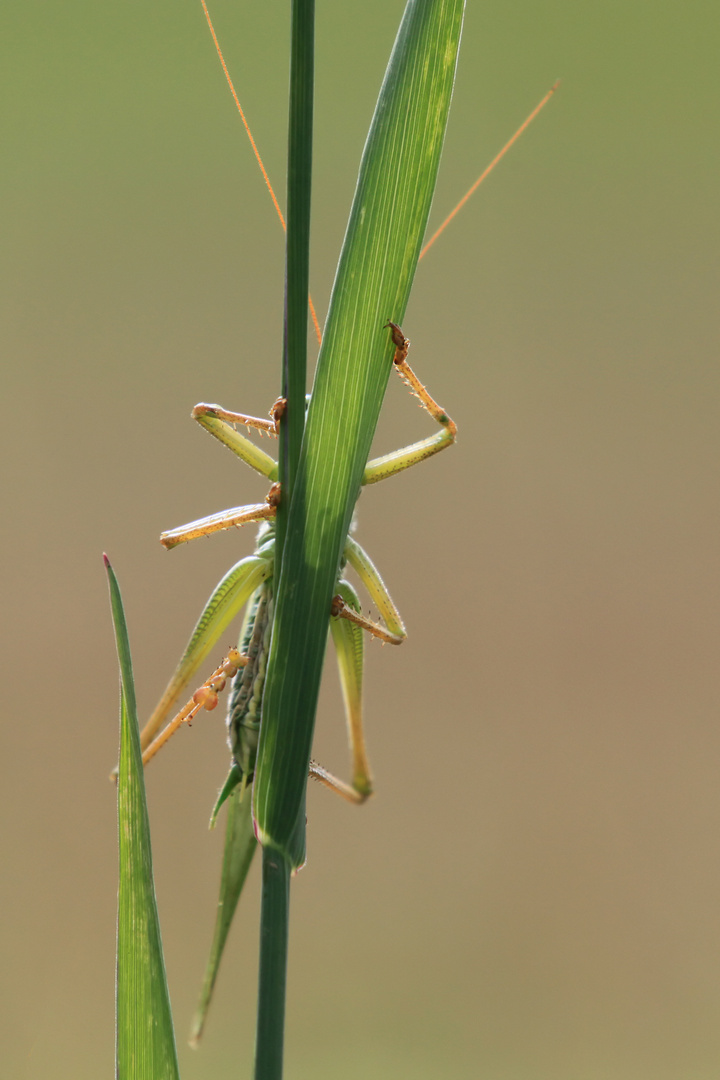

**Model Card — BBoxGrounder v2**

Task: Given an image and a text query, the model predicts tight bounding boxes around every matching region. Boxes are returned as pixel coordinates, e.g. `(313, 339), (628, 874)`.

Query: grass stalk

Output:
(254, 1), (315, 1076)
(276, 0), (314, 557)
(254, 850), (292, 1080)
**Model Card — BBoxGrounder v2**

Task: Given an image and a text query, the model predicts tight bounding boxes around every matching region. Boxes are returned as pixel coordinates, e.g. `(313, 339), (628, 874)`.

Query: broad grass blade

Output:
(255, 0), (465, 864)
(106, 557), (180, 1080)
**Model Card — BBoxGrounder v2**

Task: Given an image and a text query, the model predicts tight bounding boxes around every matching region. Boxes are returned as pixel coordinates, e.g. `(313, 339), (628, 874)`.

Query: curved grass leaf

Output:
(254, 0), (466, 865)
(105, 556), (180, 1080)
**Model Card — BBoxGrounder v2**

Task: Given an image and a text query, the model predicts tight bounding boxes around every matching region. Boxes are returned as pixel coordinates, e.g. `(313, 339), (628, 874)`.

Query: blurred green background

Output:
(3, 1), (719, 1077)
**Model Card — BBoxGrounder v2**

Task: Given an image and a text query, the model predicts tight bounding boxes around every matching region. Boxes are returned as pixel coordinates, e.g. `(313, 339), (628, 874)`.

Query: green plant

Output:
(106, 1), (465, 1076)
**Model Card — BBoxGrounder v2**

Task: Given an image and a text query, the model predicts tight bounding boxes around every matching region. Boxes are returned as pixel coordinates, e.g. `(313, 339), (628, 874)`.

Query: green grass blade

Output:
(278, 0), (315, 544)
(254, 0), (465, 863)
(190, 790), (257, 1047)
(105, 555), (180, 1080)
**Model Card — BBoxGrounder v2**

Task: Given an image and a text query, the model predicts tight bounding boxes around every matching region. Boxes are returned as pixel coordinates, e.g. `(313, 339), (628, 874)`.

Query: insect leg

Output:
(308, 760), (371, 804)
(142, 647), (247, 766)
(191, 401), (283, 479)
(343, 536), (407, 642)
(362, 321), (457, 486)
(139, 551), (272, 751)
(189, 584), (272, 1044)
(327, 580), (373, 802)
(194, 397), (285, 436)
(316, 539), (409, 800)
(160, 483), (281, 549)
(331, 594), (404, 646)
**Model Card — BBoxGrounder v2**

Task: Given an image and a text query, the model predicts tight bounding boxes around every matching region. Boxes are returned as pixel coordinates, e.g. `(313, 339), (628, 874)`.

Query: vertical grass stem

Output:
(276, 0), (314, 559)
(254, 849), (291, 1080)
(254, 1), (315, 1076)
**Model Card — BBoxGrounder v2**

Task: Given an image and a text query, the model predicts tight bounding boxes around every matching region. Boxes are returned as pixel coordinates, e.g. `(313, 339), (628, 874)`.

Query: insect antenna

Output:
(419, 80), (560, 260)
(201, 3), (557, 348)
(200, 0), (323, 346)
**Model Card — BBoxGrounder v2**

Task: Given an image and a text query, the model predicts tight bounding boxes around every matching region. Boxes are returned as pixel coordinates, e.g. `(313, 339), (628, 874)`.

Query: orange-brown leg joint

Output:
(330, 593), (404, 646)
(384, 320), (457, 439)
(141, 648), (248, 766)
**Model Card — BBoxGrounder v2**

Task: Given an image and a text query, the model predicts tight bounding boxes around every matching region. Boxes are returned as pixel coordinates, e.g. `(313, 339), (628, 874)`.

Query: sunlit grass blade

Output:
(105, 555), (180, 1080)
(190, 790), (258, 1047)
(277, 0), (314, 534)
(254, 0), (466, 865)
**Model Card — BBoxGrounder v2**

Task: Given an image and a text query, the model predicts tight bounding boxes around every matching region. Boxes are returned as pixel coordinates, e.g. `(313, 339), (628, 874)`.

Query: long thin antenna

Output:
(202, 1), (558, 336)
(200, 0), (323, 345)
(419, 80), (560, 260)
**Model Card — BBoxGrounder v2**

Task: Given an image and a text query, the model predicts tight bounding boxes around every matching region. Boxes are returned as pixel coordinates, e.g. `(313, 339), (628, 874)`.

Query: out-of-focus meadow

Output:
(2, 2), (719, 1077)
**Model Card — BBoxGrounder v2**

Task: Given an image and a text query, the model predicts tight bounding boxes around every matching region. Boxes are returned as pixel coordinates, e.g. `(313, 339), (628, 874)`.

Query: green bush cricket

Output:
(132, 3), (556, 1044)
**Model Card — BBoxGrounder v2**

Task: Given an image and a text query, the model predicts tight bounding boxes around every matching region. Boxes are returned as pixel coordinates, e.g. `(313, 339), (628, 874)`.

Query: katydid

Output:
(136, 6), (555, 1033)
(137, 320), (455, 1041)
(140, 320), (455, 788)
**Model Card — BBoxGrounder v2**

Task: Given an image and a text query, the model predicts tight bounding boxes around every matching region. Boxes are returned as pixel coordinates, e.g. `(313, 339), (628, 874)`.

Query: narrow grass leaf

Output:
(106, 556), (180, 1080)
(278, 0), (315, 537)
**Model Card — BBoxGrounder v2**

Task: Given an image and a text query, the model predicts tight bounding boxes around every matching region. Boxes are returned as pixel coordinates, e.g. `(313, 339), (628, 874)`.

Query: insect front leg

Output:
(157, 397), (285, 549)
(362, 321), (457, 486)
(194, 396), (286, 438)
(191, 406), (281, 480)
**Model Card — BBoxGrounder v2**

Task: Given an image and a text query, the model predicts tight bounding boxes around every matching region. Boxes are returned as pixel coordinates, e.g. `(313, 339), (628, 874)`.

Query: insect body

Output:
(226, 580), (271, 785)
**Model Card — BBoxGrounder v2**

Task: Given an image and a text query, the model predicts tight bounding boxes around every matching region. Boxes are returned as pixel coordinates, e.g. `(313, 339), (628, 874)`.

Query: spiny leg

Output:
(142, 556), (398, 802)
(319, 548), (408, 803)
(143, 637), (373, 805)
(325, 576), (400, 794)
(331, 593), (404, 646)
(308, 760), (370, 804)
(189, 400), (284, 482)
(142, 599), (371, 805)
(143, 638), (372, 807)
(325, 580), (373, 802)
(386, 320), (457, 439)
(139, 552), (272, 752)
(142, 648), (248, 766)
(313, 329), (444, 799)
(193, 397), (286, 437)
(343, 536), (407, 643)
(362, 321), (457, 486)
(316, 603), (401, 802)
(330, 534), (407, 646)
(157, 397), (284, 549)
(160, 482), (281, 549)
